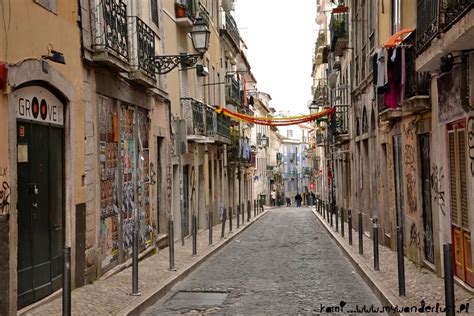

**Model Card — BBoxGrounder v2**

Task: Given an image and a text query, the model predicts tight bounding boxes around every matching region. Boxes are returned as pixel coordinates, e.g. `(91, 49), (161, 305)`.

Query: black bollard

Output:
(335, 206), (339, 232)
(330, 205), (334, 227)
(327, 203), (330, 223)
(237, 204), (240, 228)
(221, 207), (226, 238)
(322, 201), (325, 219)
(241, 203), (245, 223)
(254, 199), (257, 216)
(373, 217), (379, 271)
(168, 220), (175, 270)
(358, 213), (363, 255)
(348, 209), (352, 245)
(132, 228), (140, 295)
(192, 215), (197, 255)
(208, 211), (213, 246)
(260, 198), (264, 213)
(229, 206), (233, 232)
(443, 244), (455, 316)
(341, 208), (345, 238)
(397, 226), (406, 296)
(247, 200), (251, 222)
(62, 247), (71, 316)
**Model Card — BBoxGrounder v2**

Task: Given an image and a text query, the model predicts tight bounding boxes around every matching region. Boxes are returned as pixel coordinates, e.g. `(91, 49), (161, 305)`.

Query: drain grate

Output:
(166, 290), (228, 308)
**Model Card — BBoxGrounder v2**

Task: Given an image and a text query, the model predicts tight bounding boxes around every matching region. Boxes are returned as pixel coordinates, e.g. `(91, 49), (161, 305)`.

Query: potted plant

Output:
(175, 1), (187, 18)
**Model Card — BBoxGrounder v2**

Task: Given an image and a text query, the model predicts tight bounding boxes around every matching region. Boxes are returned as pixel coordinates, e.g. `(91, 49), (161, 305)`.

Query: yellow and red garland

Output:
(215, 106), (335, 126)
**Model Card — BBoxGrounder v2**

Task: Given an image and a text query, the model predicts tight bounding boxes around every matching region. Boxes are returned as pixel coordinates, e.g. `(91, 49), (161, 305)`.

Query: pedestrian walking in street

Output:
(295, 193), (302, 207)
(286, 197), (291, 206)
(271, 189), (277, 206)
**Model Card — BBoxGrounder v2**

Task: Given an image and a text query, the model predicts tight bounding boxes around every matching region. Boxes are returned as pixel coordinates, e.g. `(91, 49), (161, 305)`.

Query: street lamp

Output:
(154, 17), (210, 74)
(260, 134), (269, 148)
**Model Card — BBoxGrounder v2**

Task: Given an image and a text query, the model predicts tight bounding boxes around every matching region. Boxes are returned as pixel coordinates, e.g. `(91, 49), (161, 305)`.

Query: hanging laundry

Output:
(376, 48), (387, 94)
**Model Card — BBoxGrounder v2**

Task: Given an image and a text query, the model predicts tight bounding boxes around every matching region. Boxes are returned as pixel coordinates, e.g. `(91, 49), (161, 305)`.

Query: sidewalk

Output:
(312, 208), (474, 315)
(21, 209), (269, 316)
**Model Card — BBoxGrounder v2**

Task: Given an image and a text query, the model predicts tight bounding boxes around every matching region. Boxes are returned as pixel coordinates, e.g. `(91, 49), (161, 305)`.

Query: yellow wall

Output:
(0, 0), (85, 204)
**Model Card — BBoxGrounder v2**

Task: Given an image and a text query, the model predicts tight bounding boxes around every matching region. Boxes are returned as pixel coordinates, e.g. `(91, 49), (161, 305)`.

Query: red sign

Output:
(310, 182), (315, 191)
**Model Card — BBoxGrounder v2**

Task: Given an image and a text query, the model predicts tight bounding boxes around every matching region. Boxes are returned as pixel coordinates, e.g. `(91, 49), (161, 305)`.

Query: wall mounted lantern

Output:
(154, 17), (210, 74)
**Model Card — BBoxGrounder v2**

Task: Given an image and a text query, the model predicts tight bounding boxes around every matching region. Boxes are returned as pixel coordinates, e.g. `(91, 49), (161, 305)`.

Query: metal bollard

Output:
(221, 208), (226, 239)
(132, 228), (140, 295)
(348, 209), (352, 245)
(373, 217), (379, 271)
(254, 199), (257, 216)
(237, 204), (240, 228)
(229, 206), (233, 232)
(330, 205), (334, 227)
(168, 220), (175, 270)
(241, 203), (245, 223)
(192, 215), (197, 255)
(443, 244), (455, 316)
(358, 213), (363, 255)
(322, 201), (326, 219)
(247, 200), (251, 222)
(341, 208), (345, 238)
(327, 203), (330, 223)
(62, 247), (71, 316)
(209, 211), (213, 246)
(335, 206), (339, 232)
(397, 226), (406, 296)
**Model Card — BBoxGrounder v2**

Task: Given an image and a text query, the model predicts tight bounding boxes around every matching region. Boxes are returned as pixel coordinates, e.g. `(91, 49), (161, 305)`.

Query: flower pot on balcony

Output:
(175, 4), (187, 18)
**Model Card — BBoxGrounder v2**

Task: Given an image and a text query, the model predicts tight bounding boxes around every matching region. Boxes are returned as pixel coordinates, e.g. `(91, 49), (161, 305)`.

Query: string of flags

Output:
(215, 106), (335, 126)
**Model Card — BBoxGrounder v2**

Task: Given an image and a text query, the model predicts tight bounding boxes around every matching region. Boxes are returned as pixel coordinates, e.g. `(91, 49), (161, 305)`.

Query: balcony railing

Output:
(405, 46), (430, 99)
(330, 6), (349, 56)
(221, 11), (240, 46)
(182, 98), (205, 137)
(205, 106), (216, 136)
(216, 113), (231, 139)
(134, 17), (156, 78)
(226, 77), (241, 105)
(93, 0), (129, 60)
(416, 0), (439, 54)
(444, 0), (473, 31)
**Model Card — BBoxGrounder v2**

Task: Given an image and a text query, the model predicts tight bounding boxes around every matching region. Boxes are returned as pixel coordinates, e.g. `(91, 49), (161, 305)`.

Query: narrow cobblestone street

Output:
(143, 207), (385, 315)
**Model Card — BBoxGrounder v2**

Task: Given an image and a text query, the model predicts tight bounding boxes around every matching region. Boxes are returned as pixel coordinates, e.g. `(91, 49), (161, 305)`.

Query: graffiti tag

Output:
(409, 223), (421, 249)
(404, 144), (417, 214)
(0, 181), (10, 215)
(430, 165), (446, 215)
(468, 117), (474, 177)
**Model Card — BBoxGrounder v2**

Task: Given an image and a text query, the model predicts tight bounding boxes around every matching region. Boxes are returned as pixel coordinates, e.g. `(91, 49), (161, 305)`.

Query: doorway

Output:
(17, 123), (64, 309)
(419, 134), (434, 264)
(183, 166), (190, 237)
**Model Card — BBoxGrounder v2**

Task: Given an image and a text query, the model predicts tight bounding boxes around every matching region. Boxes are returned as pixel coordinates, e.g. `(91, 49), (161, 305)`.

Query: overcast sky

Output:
(233, 0), (318, 115)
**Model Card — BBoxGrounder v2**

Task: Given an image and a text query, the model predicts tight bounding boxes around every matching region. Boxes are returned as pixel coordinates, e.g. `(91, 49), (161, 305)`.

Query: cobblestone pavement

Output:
(23, 209), (265, 316)
(314, 208), (474, 316)
(143, 207), (385, 315)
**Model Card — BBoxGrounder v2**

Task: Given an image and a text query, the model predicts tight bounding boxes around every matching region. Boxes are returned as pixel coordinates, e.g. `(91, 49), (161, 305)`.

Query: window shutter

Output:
(150, 0), (159, 26)
(180, 70), (189, 97)
(457, 129), (469, 229)
(448, 130), (458, 225)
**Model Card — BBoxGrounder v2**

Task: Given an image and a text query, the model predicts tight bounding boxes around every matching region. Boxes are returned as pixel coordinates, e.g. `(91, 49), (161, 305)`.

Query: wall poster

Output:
(98, 95), (119, 269)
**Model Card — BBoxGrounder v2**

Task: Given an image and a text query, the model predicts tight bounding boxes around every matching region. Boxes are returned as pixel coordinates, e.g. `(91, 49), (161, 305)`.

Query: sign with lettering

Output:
(13, 86), (64, 126)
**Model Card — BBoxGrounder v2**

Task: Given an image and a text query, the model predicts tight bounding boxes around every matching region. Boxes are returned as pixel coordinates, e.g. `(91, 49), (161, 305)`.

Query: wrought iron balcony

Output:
(416, 0), (439, 54)
(205, 106), (216, 137)
(131, 17), (156, 80)
(225, 77), (241, 106)
(182, 98), (205, 140)
(444, 0), (473, 32)
(91, 0), (129, 66)
(216, 112), (231, 140)
(220, 11), (240, 47)
(405, 46), (430, 99)
(330, 6), (349, 56)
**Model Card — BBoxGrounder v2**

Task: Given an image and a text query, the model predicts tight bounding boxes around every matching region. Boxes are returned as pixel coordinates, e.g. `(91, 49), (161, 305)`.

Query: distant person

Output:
(311, 192), (316, 205)
(295, 193), (303, 207)
(271, 190), (277, 206)
(286, 197), (291, 207)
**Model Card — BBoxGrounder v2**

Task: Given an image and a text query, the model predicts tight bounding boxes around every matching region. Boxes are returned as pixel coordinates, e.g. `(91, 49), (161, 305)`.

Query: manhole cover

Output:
(167, 290), (228, 307)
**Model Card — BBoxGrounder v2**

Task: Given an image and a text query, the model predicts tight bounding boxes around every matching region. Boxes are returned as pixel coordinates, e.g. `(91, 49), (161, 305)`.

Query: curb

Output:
(311, 209), (417, 316)
(118, 210), (270, 316)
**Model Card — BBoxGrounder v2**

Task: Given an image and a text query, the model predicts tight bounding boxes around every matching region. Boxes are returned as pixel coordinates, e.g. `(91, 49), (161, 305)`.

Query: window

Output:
(287, 130), (293, 138)
(151, 0), (159, 26)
